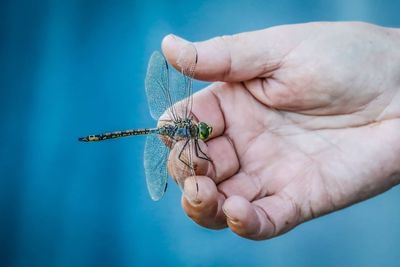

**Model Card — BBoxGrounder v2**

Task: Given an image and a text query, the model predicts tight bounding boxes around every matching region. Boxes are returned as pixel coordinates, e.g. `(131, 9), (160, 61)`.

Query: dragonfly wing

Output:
(143, 134), (169, 201)
(174, 43), (198, 120)
(145, 51), (174, 121)
(145, 48), (198, 122)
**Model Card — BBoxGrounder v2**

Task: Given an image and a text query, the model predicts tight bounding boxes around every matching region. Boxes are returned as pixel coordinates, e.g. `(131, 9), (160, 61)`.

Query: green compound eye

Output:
(198, 122), (213, 141)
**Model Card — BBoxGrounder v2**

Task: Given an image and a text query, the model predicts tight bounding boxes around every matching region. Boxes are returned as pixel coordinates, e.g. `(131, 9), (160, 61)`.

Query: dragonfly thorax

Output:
(158, 120), (212, 141)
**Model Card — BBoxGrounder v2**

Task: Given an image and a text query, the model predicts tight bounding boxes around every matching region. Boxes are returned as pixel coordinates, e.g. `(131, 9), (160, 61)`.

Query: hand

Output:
(162, 22), (400, 240)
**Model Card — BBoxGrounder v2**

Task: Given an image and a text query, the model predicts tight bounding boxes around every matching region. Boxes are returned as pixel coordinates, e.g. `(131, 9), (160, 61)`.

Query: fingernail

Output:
(184, 177), (201, 205)
(222, 207), (239, 224)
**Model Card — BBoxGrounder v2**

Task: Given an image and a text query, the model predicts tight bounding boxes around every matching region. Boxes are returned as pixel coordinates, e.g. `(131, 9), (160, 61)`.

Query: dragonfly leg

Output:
(195, 139), (212, 162)
(178, 139), (192, 169)
(178, 139), (199, 195)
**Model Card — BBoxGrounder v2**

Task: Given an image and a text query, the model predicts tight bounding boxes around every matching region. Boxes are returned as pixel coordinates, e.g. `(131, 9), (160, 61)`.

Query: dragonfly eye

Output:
(198, 122), (212, 140)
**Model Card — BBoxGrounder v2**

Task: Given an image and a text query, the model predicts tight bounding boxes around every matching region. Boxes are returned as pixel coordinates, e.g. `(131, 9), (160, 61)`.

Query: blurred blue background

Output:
(1, 0), (400, 266)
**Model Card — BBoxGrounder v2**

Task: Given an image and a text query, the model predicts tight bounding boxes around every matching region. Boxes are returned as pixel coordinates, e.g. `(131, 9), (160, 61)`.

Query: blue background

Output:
(1, 1), (400, 266)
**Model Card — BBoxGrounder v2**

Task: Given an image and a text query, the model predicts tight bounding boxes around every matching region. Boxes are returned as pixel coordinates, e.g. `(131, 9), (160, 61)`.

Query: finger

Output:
(181, 176), (227, 229)
(167, 135), (240, 185)
(167, 140), (209, 187)
(204, 135), (240, 184)
(161, 30), (288, 82)
(218, 172), (265, 202)
(222, 194), (300, 240)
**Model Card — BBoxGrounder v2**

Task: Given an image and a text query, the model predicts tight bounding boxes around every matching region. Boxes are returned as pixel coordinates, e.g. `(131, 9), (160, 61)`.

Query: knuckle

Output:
(211, 35), (232, 80)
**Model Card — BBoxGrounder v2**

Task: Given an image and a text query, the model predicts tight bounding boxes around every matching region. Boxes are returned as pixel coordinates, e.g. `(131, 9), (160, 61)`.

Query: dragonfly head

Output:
(198, 122), (213, 141)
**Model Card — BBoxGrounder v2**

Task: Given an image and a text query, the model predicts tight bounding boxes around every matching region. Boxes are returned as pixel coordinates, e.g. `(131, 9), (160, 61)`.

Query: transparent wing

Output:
(145, 51), (176, 121)
(143, 134), (169, 201)
(170, 71), (188, 116)
(176, 43), (198, 120)
(145, 48), (198, 122)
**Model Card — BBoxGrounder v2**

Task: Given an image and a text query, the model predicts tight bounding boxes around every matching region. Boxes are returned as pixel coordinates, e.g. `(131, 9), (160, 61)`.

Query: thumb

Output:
(161, 29), (288, 82)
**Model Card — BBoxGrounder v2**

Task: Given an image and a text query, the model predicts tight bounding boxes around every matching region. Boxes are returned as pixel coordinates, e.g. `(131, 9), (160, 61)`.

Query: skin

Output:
(161, 22), (400, 240)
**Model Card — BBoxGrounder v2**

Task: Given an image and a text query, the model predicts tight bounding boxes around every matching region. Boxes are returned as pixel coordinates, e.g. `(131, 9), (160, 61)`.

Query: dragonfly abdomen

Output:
(78, 128), (158, 142)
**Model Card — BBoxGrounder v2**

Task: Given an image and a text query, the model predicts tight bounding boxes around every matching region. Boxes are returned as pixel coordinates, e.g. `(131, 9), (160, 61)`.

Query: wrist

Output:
(378, 27), (400, 121)
(382, 28), (400, 186)
(392, 29), (400, 119)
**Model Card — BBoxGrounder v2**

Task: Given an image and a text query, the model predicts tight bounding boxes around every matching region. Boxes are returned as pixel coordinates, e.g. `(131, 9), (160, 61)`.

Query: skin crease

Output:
(161, 22), (400, 240)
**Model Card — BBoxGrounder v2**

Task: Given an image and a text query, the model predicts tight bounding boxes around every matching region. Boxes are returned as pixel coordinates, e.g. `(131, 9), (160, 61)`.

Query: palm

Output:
(214, 80), (394, 225)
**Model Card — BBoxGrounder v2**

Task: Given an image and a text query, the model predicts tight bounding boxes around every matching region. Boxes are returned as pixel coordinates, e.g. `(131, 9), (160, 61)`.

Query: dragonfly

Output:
(79, 44), (213, 201)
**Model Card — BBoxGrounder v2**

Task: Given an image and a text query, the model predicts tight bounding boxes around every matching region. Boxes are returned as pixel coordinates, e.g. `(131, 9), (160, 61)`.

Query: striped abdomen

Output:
(78, 128), (158, 142)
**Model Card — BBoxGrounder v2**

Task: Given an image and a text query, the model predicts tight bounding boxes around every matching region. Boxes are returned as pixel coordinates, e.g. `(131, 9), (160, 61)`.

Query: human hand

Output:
(162, 22), (400, 240)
